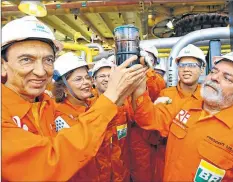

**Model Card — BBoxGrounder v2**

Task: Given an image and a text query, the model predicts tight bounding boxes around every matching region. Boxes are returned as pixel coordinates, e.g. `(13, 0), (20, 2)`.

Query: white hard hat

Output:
(140, 45), (158, 59)
(1, 16), (63, 53)
(107, 55), (116, 64)
(154, 63), (166, 72)
(53, 52), (88, 81)
(175, 44), (206, 66)
(92, 58), (114, 77)
(213, 52), (233, 64)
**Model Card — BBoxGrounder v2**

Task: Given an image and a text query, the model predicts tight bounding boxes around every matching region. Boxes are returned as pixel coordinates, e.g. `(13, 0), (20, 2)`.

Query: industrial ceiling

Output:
(1, 0), (229, 50)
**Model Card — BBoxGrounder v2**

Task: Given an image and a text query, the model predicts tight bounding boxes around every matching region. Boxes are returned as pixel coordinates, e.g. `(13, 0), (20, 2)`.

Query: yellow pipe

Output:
(63, 42), (93, 64)
(158, 53), (170, 57)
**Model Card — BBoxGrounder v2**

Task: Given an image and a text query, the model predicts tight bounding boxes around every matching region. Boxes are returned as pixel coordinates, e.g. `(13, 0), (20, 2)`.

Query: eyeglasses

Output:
(178, 62), (201, 69)
(71, 75), (92, 85)
(95, 74), (110, 79)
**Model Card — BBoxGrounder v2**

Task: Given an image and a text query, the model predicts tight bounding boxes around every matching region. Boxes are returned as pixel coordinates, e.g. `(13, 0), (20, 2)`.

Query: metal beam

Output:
(173, 5), (225, 16)
(56, 15), (91, 42)
(85, 13), (113, 38)
(8, 0), (21, 5)
(2, 0), (225, 12)
(78, 14), (110, 44)
(135, 13), (143, 39)
(99, 13), (124, 33)
(39, 17), (74, 39)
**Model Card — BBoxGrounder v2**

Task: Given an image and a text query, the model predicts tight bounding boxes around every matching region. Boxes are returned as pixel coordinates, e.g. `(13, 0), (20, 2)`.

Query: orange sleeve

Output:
(2, 95), (118, 181)
(146, 69), (166, 102)
(134, 91), (183, 137)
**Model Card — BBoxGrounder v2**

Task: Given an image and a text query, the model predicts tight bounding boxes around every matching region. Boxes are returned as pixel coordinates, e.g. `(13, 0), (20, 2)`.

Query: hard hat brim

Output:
(214, 55), (233, 64)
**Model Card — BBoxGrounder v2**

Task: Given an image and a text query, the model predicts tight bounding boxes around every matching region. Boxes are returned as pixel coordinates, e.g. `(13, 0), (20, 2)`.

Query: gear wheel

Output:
(174, 13), (229, 37)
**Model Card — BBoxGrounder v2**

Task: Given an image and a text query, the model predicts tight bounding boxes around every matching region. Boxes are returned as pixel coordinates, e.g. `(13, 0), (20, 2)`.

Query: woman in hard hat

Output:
(52, 52), (101, 181)
(52, 53), (140, 182)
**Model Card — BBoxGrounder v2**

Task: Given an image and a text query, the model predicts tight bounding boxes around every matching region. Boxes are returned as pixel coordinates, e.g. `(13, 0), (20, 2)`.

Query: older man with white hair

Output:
(131, 52), (233, 181)
(201, 52), (233, 113)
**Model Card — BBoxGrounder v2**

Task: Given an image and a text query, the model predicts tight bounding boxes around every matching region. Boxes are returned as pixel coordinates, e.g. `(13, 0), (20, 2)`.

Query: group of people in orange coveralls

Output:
(2, 16), (233, 182)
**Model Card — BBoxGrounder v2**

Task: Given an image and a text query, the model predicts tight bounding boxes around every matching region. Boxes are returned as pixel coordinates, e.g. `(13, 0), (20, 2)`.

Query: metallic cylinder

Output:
(114, 25), (140, 67)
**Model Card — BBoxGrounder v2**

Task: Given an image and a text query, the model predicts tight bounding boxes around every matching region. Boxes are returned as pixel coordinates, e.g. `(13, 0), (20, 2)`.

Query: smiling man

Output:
(155, 44), (206, 105)
(1, 16), (146, 181)
(132, 52), (233, 181)
(92, 58), (114, 95)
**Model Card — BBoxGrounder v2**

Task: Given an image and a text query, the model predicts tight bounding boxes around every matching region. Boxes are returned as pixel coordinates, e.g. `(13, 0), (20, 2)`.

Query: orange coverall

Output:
(153, 83), (202, 181)
(2, 84), (118, 181)
(134, 91), (233, 181)
(55, 95), (130, 182)
(129, 69), (166, 182)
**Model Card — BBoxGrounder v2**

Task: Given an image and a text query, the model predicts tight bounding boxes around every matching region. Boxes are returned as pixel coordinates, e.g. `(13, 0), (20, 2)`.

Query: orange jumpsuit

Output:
(55, 96), (130, 182)
(134, 91), (233, 181)
(129, 69), (166, 182)
(2, 84), (118, 181)
(153, 83), (202, 181)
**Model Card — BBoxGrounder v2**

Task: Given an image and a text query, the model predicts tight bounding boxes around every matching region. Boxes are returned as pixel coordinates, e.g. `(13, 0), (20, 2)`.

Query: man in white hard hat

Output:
(92, 57), (115, 95)
(132, 51), (233, 181)
(140, 45), (159, 68)
(1, 16), (146, 181)
(154, 58), (167, 78)
(154, 64), (166, 77)
(92, 57), (134, 181)
(156, 44), (206, 104)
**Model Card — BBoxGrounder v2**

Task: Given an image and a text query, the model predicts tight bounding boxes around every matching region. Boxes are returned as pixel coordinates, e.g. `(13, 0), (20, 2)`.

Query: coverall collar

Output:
(2, 84), (50, 119)
(177, 81), (201, 100)
(189, 100), (233, 129)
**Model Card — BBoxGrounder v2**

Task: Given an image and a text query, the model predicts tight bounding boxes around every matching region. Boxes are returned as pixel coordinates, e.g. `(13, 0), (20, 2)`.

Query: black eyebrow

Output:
(17, 54), (35, 59)
(17, 54), (54, 59)
(44, 55), (55, 59)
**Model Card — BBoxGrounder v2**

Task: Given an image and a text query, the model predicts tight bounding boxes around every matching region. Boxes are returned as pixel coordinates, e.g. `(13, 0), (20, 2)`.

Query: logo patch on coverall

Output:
(54, 116), (70, 132)
(175, 109), (190, 124)
(116, 124), (127, 140)
(194, 159), (225, 182)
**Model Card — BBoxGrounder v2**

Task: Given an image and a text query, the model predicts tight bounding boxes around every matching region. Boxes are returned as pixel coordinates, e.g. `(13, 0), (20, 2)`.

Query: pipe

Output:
(93, 39), (230, 62)
(139, 11), (149, 40)
(229, 0), (233, 51)
(80, 51), (86, 61)
(63, 43), (93, 64)
(158, 49), (231, 58)
(93, 50), (115, 62)
(167, 27), (230, 87)
(86, 43), (104, 53)
(140, 37), (230, 49)
(158, 45), (231, 53)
